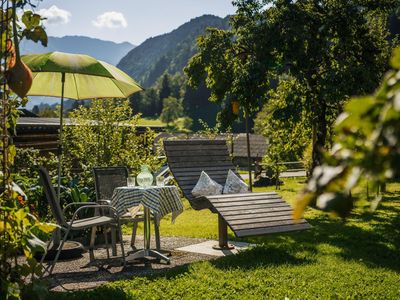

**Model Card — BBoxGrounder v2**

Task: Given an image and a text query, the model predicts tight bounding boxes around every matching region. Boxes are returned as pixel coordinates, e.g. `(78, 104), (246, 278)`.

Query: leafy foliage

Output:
(63, 98), (164, 176)
(1, 2), (56, 299)
(254, 77), (311, 171)
(12, 148), (57, 219)
(130, 73), (183, 118)
(160, 97), (184, 125)
(296, 47), (400, 218)
(185, 0), (397, 169)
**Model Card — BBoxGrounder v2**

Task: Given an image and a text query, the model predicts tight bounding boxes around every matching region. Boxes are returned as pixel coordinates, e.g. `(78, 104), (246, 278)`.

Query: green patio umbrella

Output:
(22, 51), (144, 199)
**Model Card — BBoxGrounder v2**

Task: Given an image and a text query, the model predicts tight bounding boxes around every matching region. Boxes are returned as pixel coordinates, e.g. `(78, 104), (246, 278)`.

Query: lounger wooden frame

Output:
(164, 139), (311, 249)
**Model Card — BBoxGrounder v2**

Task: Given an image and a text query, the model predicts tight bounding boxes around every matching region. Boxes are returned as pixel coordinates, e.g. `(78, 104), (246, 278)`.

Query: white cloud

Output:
(92, 11), (127, 29)
(38, 5), (71, 25)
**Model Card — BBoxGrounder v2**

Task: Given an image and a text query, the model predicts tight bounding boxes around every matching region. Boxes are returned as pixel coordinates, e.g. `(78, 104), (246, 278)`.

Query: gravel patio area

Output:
(46, 235), (215, 292)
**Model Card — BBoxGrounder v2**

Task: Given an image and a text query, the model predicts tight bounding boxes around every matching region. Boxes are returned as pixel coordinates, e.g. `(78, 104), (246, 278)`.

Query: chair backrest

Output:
(164, 139), (238, 210)
(93, 166), (128, 201)
(38, 167), (65, 226)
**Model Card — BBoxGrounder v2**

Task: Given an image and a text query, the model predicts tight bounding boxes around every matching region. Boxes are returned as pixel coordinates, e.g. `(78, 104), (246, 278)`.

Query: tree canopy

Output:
(185, 0), (397, 169)
(160, 96), (184, 125)
(295, 47), (400, 218)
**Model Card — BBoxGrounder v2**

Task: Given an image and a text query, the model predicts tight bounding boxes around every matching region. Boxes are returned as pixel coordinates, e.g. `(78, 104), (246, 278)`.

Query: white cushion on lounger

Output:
(223, 169), (248, 194)
(191, 171), (223, 197)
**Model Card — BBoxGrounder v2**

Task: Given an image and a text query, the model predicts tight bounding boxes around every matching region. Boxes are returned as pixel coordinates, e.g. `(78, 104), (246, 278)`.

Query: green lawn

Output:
(137, 118), (166, 127)
(51, 178), (400, 299)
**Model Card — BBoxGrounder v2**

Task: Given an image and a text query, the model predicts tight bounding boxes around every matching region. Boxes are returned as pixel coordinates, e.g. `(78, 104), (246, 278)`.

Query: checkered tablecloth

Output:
(111, 186), (183, 223)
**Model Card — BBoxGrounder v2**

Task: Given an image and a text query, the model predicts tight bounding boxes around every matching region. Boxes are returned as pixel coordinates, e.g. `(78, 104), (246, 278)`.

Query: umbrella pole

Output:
(245, 106), (253, 192)
(57, 72), (66, 201)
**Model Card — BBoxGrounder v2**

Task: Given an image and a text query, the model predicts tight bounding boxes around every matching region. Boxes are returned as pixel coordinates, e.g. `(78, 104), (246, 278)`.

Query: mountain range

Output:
(20, 35), (134, 65)
(24, 14), (229, 110)
(117, 14), (230, 87)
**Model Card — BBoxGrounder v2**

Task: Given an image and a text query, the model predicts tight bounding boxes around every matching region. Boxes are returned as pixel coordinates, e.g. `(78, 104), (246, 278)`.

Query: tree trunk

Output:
(311, 100), (327, 172)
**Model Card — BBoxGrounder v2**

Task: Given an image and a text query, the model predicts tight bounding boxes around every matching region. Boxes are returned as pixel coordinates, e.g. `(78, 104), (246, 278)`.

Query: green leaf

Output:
(22, 26), (48, 47)
(26, 233), (47, 253)
(21, 11), (41, 28)
(390, 47), (400, 69)
(80, 192), (88, 202)
(33, 222), (57, 234)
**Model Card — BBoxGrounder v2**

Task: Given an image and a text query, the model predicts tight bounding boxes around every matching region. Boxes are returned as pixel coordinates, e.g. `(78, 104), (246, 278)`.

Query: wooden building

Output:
(15, 117), (166, 154)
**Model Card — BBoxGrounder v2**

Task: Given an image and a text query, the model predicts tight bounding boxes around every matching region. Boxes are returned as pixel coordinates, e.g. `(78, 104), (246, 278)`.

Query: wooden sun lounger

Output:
(164, 139), (311, 249)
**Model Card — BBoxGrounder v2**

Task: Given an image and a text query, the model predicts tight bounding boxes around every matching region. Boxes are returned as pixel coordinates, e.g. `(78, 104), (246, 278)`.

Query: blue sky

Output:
(32, 0), (236, 45)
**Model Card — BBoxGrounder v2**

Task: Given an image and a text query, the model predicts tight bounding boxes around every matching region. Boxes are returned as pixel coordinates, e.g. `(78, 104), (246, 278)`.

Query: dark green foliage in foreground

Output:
(49, 181), (400, 299)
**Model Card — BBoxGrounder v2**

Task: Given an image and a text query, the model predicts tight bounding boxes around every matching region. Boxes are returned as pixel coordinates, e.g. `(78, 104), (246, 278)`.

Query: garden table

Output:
(111, 186), (183, 263)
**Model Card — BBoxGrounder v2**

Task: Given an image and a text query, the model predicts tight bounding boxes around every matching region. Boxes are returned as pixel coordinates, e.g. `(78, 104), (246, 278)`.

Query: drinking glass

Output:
(127, 176), (136, 187)
(156, 175), (164, 187)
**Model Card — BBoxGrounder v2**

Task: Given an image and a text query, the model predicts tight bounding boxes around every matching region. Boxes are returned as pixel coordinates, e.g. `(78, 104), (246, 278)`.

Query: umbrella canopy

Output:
(21, 51), (143, 203)
(22, 51), (143, 99)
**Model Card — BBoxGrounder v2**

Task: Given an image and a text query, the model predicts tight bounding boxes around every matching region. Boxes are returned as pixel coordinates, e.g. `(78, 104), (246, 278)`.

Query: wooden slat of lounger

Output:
(170, 166), (233, 173)
(178, 175), (228, 183)
(225, 210), (293, 221)
(212, 202), (290, 212)
(170, 161), (233, 168)
(231, 219), (308, 231)
(228, 214), (295, 226)
(207, 193), (284, 202)
(165, 145), (229, 152)
(212, 199), (285, 208)
(207, 192), (277, 199)
(167, 155), (232, 163)
(166, 149), (229, 157)
(235, 223), (312, 237)
(222, 206), (293, 216)
(210, 194), (282, 203)
(172, 170), (232, 177)
(164, 140), (226, 146)
(176, 174), (228, 181)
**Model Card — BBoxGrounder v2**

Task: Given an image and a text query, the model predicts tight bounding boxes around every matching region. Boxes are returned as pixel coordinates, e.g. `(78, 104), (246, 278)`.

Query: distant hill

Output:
(117, 15), (230, 87)
(20, 35), (135, 65)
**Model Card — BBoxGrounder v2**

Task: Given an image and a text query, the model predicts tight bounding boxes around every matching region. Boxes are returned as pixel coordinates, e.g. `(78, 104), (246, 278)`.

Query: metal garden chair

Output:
(38, 167), (125, 276)
(93, 166), (161, 253)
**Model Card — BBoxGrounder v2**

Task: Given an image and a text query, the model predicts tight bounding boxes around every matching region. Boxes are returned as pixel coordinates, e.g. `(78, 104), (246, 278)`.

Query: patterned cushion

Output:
(191, 171), (223, 198)
(223, 169), (248, 194)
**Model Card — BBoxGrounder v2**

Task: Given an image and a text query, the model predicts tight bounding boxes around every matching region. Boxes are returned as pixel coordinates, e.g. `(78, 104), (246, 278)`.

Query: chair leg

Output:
(117, 220), (126, 267)
(131, 221), (138, 249)
(89, 226), (97, 262)
(48, 227), (70, 276)
(153, 215), (161, 251)
(111, 227), (117, 256)
(103, 226), (110, 259)
(40, 233), (54, 278)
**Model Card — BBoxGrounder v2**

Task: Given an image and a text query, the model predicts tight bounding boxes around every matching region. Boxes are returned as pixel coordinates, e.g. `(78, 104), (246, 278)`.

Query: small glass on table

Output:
(156, 175), (164, 187)
(127, 176), (136, 187)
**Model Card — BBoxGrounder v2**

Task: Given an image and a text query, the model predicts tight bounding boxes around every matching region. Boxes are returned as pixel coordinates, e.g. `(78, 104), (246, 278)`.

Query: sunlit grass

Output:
(53, 178), (400, 299)
(137, 118), (166, 126)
